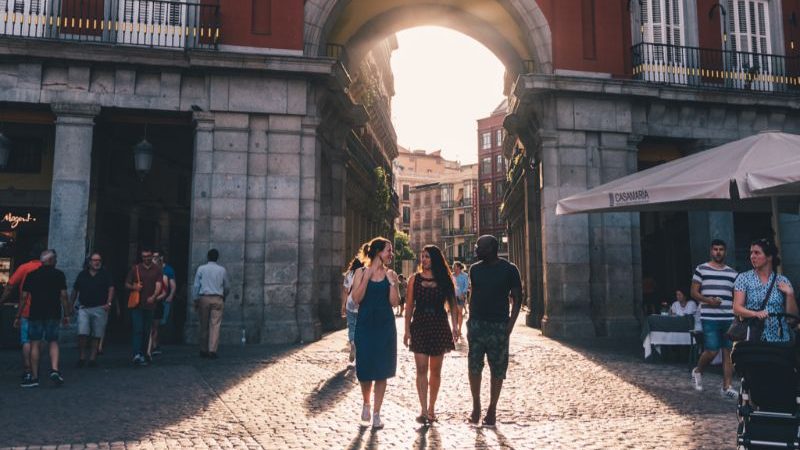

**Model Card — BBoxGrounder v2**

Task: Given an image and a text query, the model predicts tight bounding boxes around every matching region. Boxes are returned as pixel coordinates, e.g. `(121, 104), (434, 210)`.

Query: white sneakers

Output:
(721, 386), (739, 399)
(691, 368), (703, 391)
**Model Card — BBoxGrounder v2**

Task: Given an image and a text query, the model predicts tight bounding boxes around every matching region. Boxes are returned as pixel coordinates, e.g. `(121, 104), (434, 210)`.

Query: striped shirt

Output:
(692, 263), (737, 321)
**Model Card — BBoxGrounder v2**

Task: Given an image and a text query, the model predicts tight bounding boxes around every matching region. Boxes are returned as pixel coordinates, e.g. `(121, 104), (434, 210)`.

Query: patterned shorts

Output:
(467, 318), (510, 379)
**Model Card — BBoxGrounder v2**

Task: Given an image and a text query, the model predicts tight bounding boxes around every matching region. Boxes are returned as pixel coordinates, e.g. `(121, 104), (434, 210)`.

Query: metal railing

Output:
(0, 0), (220, 49)
(632, 42), (800, 93)
(441, 198), (473, 209)
(441, 227), (476, 237)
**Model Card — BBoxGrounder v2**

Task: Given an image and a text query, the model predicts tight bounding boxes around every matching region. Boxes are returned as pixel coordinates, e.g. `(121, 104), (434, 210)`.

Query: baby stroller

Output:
(731, 313), (800, 450)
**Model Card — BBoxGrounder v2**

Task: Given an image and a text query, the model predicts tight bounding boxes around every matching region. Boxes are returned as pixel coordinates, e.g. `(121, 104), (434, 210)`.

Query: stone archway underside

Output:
(304, 0), (552, 74)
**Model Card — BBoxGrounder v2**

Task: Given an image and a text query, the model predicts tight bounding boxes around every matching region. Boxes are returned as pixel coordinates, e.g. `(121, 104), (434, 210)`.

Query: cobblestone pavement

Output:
(0, 314), (738, 449)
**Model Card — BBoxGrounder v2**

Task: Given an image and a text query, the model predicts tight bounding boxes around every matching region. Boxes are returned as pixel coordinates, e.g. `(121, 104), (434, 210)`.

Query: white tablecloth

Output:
(643, 331), (692, 358)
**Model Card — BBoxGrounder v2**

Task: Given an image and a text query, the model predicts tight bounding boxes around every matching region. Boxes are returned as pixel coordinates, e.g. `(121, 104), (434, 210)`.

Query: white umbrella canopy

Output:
(556, 131), (800, 216)
(747, 159), (800, 197)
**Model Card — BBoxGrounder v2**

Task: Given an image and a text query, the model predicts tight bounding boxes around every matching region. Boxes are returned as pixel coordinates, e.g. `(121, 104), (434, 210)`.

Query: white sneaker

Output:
(691, 368), (703, 391)
(361, 404), (371, 422)
(372, 412), (384, 429)
(721, 386), (739, 399)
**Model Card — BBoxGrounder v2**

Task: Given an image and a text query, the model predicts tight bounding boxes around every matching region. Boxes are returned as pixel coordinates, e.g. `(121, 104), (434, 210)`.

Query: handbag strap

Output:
(757, 272), (777, 311)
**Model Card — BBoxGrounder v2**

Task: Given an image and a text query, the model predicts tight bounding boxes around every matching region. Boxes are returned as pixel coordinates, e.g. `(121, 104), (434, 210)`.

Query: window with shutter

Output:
(726, 0), (773, 90)
(638, 0), (687, 83)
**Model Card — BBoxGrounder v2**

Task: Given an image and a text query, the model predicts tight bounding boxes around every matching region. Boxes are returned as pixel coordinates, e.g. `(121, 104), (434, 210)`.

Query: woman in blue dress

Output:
(350, 237), (400, 429)
(733, 238), (797, 343)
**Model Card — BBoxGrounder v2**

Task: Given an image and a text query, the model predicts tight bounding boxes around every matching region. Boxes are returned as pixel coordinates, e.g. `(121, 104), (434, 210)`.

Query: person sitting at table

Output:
(670, 290), (697, 317)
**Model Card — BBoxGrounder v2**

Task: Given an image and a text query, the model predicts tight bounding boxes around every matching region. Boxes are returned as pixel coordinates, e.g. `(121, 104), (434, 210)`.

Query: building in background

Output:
(440, 163), (479, 264)
(393, 146), (461, 237)
(476, 100), (509, 257)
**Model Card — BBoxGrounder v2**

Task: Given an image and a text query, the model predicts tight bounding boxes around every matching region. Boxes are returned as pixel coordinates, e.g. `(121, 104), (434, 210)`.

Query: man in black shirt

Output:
(21, 249), (69, 387)
(467, 235), (523, 427)
(71, 252), (114, 368)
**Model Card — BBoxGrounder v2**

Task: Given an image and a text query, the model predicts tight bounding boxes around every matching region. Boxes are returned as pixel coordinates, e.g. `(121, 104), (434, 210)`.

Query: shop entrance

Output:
(89, 114), (193, 345)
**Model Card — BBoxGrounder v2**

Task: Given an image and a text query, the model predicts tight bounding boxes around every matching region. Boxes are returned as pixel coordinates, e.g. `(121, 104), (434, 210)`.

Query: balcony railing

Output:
(441, 227), (476, 237)
(632, 42), (799, 93)
(0, 0), (220, 49)
(441, 198), (473, 209)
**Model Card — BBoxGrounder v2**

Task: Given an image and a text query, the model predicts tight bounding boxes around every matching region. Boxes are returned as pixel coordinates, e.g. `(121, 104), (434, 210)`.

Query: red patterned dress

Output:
(409, 274), (455, 356)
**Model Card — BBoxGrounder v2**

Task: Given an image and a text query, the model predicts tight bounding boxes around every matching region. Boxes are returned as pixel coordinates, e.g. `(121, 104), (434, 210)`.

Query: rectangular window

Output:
(481, 132), (491, 150)
(480, 182), (492, 201)
(495, 129), (503, 147)
(402, 184), (410, 201)
(640, 0), (686, 72)
(495, 154), (504, 173)
(0, 136), (43, 174)
(496, 206), (505, 225)
(480, 207), (492, 228)
(727, 0), (772, 90)
(402, 207), (410, 224)
(495, 181), (504, 200)
(481, 157), (491, 175)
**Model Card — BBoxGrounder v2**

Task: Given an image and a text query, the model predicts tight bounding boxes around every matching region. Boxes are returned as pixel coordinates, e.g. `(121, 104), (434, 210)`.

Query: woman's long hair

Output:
(343, 244), (367, 275)
(421, 245), (455, 301)
(361, 237), (392, 267)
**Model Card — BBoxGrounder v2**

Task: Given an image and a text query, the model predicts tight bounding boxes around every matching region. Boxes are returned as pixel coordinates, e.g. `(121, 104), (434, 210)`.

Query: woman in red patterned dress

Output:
(403, 245), (459, 424)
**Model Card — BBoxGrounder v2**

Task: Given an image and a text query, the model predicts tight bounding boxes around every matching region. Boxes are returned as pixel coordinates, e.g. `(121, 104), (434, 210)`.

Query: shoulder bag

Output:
(127, 266), (141, 309)
(726, 272), (776, 342)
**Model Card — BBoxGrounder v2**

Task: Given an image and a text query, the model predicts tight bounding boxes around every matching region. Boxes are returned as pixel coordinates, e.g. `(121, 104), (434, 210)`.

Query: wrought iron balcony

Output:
(441, 198), (473, 209)
(632, 42), (799, 93)
(0, 0), (220, 50)
(441, 227), (476, 237)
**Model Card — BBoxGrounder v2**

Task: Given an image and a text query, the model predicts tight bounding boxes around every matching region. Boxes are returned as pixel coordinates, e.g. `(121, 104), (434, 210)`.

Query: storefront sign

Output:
(2, 212), (37, 229)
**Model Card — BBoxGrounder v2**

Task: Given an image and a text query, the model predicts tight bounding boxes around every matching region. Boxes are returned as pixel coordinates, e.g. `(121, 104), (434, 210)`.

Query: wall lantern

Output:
(133, 137), (154, 179)
(0, 132), (10, 170)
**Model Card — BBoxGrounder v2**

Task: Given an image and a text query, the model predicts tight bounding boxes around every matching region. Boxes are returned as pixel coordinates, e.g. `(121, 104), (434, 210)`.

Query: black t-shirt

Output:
(23, 266), (67, 320)
(468, 259), (522, 323)
(74, 268), (113, 308)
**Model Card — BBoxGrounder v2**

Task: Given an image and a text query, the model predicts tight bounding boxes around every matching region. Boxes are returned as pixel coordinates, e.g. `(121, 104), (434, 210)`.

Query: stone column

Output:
(48, 103), (100, 285)
(262, 115), (304, 343)
(689, 211), (735, 269)
(186, 112), (214, 344)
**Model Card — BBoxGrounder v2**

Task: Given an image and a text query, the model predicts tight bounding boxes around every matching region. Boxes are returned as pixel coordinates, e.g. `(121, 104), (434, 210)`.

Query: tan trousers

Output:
(198, 295), (224, 353)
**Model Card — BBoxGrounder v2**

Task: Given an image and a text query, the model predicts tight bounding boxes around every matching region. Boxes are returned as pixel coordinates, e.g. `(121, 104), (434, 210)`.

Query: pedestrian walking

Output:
(1, 250), (41, 386)
(71, 252), (114, 368)
(125, 247), (163, 366)
(21, 249), (69, 387)
(150, 249), (176, 356)
(341, 249), (365, 365)
(690, 239), (738, 398)
(452, 261), (469, 336)
(403, 245), (459, 424)
(396, 275), (407, 317)
(466, 235), (523, 427)
(733, 239), (797, 343)
(192, 248), (229, 359)
(350, 237), (400, 429)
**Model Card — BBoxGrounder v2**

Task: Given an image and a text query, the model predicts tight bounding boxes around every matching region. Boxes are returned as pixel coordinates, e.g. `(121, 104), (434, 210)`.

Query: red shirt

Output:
(9, 260), (42, 318)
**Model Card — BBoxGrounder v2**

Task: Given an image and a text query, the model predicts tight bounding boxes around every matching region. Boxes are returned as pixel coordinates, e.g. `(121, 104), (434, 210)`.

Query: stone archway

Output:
(304, 0), (552, 74)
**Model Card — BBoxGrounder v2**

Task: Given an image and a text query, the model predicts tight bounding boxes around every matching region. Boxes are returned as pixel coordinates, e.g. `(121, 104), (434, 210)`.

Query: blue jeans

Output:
(131, 308), (154, 356)
(346, 310), (358, 342)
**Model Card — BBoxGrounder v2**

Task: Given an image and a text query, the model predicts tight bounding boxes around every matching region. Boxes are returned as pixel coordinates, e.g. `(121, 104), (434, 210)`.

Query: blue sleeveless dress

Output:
(354, 277), (397, 381)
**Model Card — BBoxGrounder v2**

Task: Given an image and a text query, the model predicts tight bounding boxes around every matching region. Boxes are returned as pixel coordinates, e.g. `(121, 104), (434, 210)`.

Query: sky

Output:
(390, 27), (505, 165)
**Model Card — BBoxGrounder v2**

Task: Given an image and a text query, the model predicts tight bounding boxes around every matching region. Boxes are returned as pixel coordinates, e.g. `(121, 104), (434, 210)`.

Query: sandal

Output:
(468, 410), (480, 425)
(415, 414), (429, 424)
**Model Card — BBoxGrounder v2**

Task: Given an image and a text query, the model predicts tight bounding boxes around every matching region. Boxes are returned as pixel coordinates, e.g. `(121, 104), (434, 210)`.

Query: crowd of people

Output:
(340, 234), (523, 429)
(650, 238), (798, 399)
(1, 246), (229, 387)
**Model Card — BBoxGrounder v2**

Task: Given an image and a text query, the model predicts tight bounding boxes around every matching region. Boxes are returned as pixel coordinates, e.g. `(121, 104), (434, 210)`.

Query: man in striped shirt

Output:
(690, 239), (738, 398)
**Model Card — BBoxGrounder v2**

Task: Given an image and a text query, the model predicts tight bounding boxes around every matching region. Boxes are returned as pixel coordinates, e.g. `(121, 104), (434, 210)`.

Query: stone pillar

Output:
(185, 112), (215, 344)
(262, 115), (304, 343)
(48, 103), (100, 285)
(297, 114), (323, 342)
(779, 214), (800, 282)
(327, 150), (348, 328)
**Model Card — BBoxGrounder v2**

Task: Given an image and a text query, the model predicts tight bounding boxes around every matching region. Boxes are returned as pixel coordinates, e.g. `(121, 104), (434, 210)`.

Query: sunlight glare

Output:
(390, 26), (505, 165)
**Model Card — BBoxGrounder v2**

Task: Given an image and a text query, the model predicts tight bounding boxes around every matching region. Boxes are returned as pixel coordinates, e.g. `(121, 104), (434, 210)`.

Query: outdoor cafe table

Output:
(642, 314), (694, 359)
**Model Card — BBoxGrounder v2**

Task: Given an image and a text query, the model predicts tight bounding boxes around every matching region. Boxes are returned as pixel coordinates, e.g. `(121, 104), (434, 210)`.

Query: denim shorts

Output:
(28, 319), (60, 343)
(19, 317), (30, 344)
(702, 319), (733, 351)
(346, 310), (358, 342)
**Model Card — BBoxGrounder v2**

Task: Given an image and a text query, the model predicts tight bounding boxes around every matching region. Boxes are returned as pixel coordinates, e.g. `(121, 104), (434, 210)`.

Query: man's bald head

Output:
(475, 235), (499, 261)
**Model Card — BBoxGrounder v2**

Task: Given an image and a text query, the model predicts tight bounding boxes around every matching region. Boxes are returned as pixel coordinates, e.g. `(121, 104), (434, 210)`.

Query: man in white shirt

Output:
(192, 249), (229, 359)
